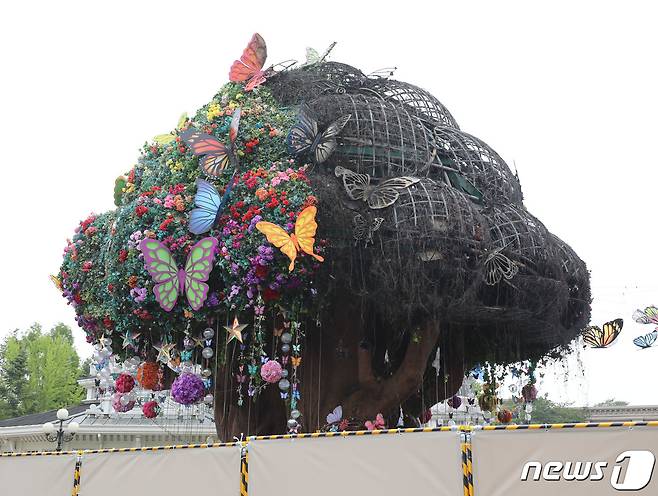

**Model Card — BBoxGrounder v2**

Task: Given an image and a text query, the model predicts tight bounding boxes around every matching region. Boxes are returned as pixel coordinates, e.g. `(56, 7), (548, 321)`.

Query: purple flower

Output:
(171, 373), (205, 405)
(130, 287), (147, 303)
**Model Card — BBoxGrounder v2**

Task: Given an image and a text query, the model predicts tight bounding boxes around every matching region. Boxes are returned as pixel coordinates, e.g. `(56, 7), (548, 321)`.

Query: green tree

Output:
(0, 323), (84, 420)
(0, 333), (27, 417)
(529, 397), (589, 423)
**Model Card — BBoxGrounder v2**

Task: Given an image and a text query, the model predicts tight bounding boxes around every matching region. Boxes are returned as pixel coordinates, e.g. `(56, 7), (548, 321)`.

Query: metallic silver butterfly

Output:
(483, 249), (519, 286)
(334, 166), (420, 209)
(353, 214), (384, 246)
(287, 104), (351, 164)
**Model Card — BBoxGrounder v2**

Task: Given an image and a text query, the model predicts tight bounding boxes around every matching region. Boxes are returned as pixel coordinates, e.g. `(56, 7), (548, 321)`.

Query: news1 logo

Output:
(520, 450), (656, 491)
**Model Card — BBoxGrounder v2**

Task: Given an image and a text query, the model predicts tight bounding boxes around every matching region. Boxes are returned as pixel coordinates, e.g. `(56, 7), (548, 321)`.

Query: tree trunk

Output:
(214, 294), (465, 439)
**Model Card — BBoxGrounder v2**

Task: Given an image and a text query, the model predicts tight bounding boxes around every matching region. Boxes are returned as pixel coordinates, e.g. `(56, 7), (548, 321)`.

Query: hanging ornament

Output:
(260, 360), (283, 383)
(225, 317), (247, 344)
(142, 400), (160, 419)
(115, 373), (135, 393)
(447, 395), (462, 409)
(396, 406), (404, 427)
(521, 383), (538, 403)
(112, 392), (135, 413)
(432, 347), (441, 376)
(497, 409), (513, 424)
(171, 373), (205, 405)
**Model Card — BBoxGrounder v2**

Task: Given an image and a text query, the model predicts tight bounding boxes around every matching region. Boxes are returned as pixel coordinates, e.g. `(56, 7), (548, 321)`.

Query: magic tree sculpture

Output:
(57, 34), (590, 438)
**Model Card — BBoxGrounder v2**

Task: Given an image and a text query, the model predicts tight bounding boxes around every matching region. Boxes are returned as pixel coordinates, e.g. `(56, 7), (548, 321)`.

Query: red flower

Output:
(118, 249), (128, 263)
(255, 265), (268, 279)
(135, 205), (148, 217)
(107, 283), (115, 292)
(159, 217), (175, 231)
(263, 287), (280, 302)
(103, 317), (114, 330)
(82, 261), (93, 272)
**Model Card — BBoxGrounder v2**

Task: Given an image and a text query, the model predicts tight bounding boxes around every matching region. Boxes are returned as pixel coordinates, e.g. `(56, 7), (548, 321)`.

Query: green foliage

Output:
(0, 323), (84, 420)
(528, 396), (589, 423)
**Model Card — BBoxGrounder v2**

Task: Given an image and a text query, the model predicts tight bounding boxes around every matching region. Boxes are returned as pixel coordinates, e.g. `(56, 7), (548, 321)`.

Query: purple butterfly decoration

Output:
(139, 237), (218, 312)
(326, 405), (342, 424)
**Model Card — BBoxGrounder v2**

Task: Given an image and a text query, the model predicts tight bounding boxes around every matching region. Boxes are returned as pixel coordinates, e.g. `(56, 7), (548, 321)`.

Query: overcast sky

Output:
(1, 1), (656, 406)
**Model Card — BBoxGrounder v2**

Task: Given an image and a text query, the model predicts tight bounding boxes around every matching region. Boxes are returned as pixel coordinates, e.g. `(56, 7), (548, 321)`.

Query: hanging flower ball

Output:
(497, 409), (513, 424)
(115, 373), (135, 393)
(111, 392), (135, 413)
(171, 373), (205, 405)
(447, 395), (462, 409)
(137, 362), (160, 390)
(478, 383), (499, 413)
(260, 360), (283, 384)
(142, 400), (160, 419)
(521, 383), (538, 402)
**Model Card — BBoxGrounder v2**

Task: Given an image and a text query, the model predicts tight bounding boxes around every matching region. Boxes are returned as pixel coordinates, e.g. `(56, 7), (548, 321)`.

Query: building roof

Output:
(0, 404), (88, 428)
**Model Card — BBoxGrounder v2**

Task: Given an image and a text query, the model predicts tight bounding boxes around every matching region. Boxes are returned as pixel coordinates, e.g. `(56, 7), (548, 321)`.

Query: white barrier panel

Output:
(472, 427), (658, 495)
(0, 454), (77, 496)
(249, 431), (463, 496)
(81, 446), (240, 495)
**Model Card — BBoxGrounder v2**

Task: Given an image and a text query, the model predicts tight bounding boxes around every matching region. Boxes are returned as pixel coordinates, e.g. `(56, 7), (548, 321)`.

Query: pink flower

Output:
(260, 360), (283, 383)
(82, 261), (93, 272)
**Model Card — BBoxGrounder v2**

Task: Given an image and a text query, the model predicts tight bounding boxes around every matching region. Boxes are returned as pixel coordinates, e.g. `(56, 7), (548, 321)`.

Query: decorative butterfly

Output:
(334, 166), (420, 209)
(287, 104), (351, 164)
(50, 274), (62, 291)
(235, 374), (247, 384)
(292, 344), (301, 354)
(255, 205), (324, 271)
(633, 331), (658, 350)
(229, 33), (269, 91)
(291, 356), (302, 368)
(633, 305), (658, 325)
(353, 213), (384, 246)
(483, 249), (519, 286)
(188, 177), (237, 235)
(326, 405), (343, 424)
(180, 108), (241, 177)
(582, 319), (623, 348)
(365, 413), (386, 431)
(302, 42), (337, 66)
(153, 113), (188, 145)
(139, 237), (218, 312)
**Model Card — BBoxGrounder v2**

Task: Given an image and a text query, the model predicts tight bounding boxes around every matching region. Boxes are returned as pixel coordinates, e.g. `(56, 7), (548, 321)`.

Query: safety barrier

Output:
(1, 422), (657, 496)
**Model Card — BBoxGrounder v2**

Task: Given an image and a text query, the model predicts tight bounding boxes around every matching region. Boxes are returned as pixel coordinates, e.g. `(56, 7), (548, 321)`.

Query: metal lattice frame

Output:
(267, 61), (590, 360)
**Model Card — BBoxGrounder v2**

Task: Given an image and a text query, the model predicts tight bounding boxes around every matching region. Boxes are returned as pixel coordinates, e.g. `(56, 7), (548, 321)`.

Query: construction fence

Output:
(1, 422), (657, 496)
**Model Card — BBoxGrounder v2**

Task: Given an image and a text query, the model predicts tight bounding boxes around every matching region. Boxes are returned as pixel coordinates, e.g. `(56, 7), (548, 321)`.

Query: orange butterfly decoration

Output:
(291, 356), (302, 368)
(230, 33), (268, 92)
(256, 206), (324, 271)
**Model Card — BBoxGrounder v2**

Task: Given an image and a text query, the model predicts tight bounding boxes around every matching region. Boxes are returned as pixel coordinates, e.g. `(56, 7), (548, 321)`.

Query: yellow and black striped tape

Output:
(248, 426), (456, 441)
(480, 421), (658, 431)
(461, 442), (474, 496)
(0, 441), (238, 457)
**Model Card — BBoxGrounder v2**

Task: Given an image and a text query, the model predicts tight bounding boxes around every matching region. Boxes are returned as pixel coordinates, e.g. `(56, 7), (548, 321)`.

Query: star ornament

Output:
(122, 330), (142, 349)
(154, 343), (176, 364)
(225, 317), (248, 344)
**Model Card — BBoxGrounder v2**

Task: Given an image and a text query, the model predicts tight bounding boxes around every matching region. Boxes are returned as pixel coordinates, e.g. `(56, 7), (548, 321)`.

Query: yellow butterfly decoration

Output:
(582, 318), (623, 348)
(256, 206), (324, 271)
(153, 113), (188, 145)
(49, 274), (62, 291)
